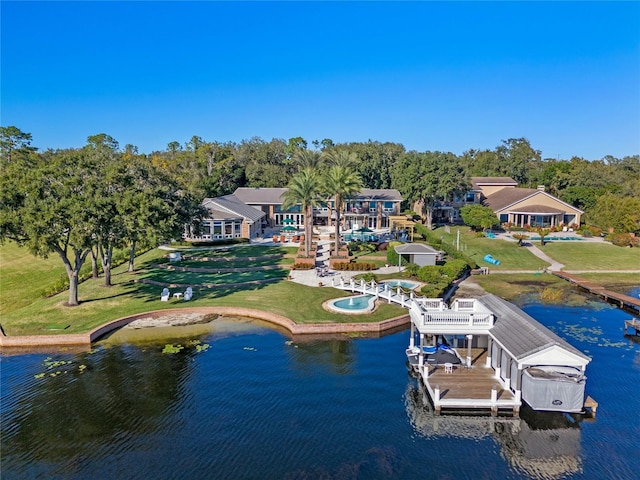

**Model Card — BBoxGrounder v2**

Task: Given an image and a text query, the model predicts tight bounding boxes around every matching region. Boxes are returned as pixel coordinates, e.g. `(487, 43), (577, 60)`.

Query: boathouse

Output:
(408, 294), (591, 414)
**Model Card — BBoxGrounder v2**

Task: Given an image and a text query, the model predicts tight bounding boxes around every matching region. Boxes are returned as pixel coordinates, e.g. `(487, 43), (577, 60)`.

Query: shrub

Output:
(293, 263), (315, 270)
(386, 241), (407, 267)
(441, 259), (469, 279)
(332, 262), (376, 271)
(609, 233), (639, 247)
(417, 266), (443, 283)
(404, 263), (420, 277)
(356, 272), (378, 282)
(420, 282), (449, 298)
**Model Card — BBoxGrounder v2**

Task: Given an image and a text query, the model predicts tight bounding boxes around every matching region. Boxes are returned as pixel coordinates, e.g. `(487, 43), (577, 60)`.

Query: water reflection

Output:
(404, 381), (583, 480)
(2, 345), (194, 474)
(286, 338), (357, 375)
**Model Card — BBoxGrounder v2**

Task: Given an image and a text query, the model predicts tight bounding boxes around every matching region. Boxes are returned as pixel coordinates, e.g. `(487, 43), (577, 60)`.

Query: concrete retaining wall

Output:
(0, 307), (410, 350)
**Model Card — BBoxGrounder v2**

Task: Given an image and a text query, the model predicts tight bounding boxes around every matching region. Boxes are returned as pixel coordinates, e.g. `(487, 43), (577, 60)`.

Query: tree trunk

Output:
(90, 245), (99, 278)
(98, 241), (113, 287)
(305, 204), (313, 257)
(53, 245), (90, 306)
(334, 194), (341, 257)
(128, 240), (136, 272)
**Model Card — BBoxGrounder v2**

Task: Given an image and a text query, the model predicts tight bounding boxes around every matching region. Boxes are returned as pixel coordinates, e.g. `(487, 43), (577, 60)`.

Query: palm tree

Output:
(281, 169), (322, 257)
(322, 162), (363, 257)
(293, 149), (323, 171)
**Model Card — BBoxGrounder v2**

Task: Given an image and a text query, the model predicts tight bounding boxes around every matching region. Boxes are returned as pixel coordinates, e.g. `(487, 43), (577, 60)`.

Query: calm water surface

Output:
(2, 290), (639, 480)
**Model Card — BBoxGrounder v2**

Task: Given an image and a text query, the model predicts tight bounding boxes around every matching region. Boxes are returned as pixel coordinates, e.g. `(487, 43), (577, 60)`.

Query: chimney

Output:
(537, 185), (545, 192)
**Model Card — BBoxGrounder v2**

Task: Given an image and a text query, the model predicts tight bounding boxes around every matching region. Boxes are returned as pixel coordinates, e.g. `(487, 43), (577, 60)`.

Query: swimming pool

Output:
(382, 279), (421, 290)
(510, 235), (583, 241)
(326, 294), (376, 314)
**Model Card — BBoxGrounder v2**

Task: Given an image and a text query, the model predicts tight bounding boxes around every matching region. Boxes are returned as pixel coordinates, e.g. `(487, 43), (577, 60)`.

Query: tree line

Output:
(1, 126), (639, 304)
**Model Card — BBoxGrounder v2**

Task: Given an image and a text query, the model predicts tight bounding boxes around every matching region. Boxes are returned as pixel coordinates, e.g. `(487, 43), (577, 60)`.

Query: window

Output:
(465, 192), (475, 202)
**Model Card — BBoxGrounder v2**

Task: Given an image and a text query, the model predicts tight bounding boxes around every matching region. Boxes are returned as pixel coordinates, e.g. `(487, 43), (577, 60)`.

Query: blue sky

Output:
(2, 1), (639, 160)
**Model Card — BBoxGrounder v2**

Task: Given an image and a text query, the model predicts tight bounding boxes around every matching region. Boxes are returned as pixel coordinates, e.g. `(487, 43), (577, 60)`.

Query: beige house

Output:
(472, 177), (583, 228)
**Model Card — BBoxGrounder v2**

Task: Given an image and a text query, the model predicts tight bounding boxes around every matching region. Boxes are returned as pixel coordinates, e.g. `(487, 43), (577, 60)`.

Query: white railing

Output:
(330, 277), (495, 329)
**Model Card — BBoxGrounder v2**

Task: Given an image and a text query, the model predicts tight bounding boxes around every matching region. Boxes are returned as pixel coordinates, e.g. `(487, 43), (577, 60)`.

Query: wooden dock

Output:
(418, 349), (520, 415)
(552, 272), (640, 316)
(624, 318), (640, 335)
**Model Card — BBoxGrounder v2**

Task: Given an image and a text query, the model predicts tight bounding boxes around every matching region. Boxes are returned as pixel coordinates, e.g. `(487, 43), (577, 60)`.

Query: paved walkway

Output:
(524, 243), (564, 271)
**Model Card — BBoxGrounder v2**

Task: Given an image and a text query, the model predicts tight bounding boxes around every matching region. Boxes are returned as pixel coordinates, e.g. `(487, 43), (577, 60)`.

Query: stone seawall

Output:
(0, 307), (410, 350)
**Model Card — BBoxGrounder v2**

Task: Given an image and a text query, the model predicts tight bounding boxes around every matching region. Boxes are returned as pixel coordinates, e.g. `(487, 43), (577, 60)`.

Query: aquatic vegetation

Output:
(162, 344), (184, 354)
(540, 287), (563, 303)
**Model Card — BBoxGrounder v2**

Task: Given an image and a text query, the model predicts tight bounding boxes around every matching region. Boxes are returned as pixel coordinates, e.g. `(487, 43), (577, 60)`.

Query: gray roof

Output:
(233, 187), (403, 204)
(471, 177), (518, 188)
(479, 294), (590, 363)
(233, 187), (288, 205)
(395, 243), (442, 255)
(203, 195), (265, 222)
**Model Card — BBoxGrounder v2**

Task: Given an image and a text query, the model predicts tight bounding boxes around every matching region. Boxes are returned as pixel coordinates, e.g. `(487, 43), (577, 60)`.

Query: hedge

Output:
(332, 262), (377, 271)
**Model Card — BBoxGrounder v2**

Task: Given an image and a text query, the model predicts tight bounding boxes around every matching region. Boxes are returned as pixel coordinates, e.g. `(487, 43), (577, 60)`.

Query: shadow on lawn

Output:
(124, 275), (282, 304)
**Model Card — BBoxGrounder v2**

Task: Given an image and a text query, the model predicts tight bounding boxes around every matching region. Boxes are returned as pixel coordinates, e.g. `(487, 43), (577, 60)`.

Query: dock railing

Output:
(330, 277), (495, 330)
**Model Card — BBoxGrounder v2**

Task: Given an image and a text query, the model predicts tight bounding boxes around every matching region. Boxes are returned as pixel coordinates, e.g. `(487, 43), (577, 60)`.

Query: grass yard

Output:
(0, 242), (67, 316)
(140, 268), (289, 285)
(0, 244), (406, 336)
(541, 242), (640, 270)
(433, 227), (548, 270)
(164, 256), (295, 269)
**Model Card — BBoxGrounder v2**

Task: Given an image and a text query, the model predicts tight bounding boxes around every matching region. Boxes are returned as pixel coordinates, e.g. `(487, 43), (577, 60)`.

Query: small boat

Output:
(406, 344), (463, 371)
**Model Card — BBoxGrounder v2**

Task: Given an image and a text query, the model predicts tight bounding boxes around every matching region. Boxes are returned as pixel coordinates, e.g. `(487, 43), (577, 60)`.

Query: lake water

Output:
(2, 289), (639, 480)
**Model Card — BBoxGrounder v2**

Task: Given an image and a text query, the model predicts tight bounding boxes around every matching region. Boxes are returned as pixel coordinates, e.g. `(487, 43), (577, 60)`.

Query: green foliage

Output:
(460, 204), (499, 231)
(404, 263), (420, 277)
(419, 282), (449, 298)
(356, 272), (378, 282)
(417, 266), (443, 283)
(441, 259), (469, 279)
(587, 193), (640, 234)
(162, 344), (184, 354)
(391, 150), (468, 228)
(386, 241), (406, 266)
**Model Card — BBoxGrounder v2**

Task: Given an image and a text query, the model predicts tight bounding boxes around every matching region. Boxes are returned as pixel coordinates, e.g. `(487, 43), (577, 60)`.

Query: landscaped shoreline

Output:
(0, 306), (410, 349)
(1, 230), (638, 346)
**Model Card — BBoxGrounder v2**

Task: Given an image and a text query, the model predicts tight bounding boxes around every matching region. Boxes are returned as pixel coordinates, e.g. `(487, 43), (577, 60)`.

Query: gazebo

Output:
(389, 215), (416, 241)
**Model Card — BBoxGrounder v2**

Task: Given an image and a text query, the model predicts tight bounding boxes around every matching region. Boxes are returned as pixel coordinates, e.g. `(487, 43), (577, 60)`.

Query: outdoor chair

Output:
(161, 288), (170, 301)
(184, 287), (193, 301)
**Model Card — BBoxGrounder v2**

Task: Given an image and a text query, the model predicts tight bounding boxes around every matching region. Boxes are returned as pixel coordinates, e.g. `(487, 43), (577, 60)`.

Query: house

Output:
(474, 178), (583, 228)
(434, 177), (583, 228)
(234, 187), (403, 230)
(185, 194), (265, 241)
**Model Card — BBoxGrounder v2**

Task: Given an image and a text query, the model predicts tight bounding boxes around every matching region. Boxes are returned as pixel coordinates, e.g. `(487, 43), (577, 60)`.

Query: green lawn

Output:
(165, 256), (294, 269)
(433, 227), (548, 270)
(0, 244), (406, 336)
(0, 242), (67, 316)
(140, 268), (289, 285)
(541, 242), (640, 270)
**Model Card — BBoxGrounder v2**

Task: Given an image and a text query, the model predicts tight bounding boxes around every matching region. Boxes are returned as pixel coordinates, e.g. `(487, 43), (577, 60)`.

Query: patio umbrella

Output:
(282, 218), (295, 224)
(281, 225), (297, 232)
